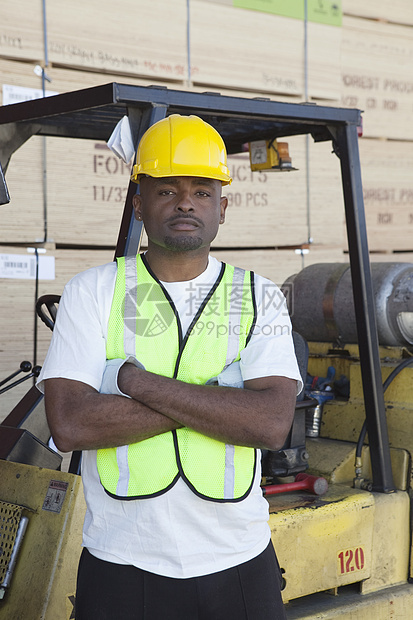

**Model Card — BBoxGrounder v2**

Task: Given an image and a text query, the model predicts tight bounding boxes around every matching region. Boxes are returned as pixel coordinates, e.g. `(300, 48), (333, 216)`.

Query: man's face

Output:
(132, 176), (227, 253)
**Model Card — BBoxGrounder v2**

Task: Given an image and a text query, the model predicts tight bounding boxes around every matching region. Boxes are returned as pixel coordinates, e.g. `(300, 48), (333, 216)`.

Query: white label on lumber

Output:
(0, 254), (55, 279)
(2, 84), (58, 106)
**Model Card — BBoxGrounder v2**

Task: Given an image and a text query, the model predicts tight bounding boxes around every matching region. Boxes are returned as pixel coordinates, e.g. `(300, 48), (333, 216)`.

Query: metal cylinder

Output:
(305, 390), (334, 438)
(305, 403), (323, 438)
(282, 262), (413, 347)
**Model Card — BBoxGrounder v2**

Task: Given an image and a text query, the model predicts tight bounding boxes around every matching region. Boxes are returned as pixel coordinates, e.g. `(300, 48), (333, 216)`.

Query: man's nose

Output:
(176, 192), (194, 211)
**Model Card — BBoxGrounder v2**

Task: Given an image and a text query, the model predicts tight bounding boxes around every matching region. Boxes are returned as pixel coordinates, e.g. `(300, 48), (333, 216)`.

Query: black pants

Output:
(75, 543), (287, 619)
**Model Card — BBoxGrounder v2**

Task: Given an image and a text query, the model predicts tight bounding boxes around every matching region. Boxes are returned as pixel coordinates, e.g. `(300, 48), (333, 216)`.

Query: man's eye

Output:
(159, 189), (174, 195)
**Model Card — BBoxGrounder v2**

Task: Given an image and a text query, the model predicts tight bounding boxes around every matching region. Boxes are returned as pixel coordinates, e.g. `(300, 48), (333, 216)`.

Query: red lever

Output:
(262, 473), (328, 497)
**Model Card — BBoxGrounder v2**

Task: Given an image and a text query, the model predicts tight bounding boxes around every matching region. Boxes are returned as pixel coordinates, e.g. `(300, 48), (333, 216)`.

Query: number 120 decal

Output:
(338, 546), (365, 575)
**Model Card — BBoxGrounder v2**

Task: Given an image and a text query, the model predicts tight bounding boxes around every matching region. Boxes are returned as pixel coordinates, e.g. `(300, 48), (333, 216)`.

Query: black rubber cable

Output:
(356, 356), (413, 458)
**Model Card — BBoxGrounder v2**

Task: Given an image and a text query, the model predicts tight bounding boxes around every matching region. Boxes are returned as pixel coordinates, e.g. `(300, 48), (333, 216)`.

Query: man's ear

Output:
(132, 193), (143, 221)
(219, 195), (228, 224)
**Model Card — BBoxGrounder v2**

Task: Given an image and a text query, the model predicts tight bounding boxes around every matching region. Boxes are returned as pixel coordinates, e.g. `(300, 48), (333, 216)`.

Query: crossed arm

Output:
(44, 365), (297, 454)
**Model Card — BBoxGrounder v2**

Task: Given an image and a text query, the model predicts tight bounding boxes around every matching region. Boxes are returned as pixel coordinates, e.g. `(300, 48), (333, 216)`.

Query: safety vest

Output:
(96, 253), (257, 502)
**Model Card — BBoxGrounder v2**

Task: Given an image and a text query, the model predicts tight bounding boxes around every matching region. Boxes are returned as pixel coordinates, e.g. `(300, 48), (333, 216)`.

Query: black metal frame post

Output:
(336, 123), (395, 493)
(0, 161), (10, 204)
(115, 104), (168, 258)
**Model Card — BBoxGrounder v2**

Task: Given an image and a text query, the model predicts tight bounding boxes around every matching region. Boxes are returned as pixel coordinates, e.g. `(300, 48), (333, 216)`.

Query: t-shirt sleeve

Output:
(36, 269), (112, 393)
(240, 274), (303, 394)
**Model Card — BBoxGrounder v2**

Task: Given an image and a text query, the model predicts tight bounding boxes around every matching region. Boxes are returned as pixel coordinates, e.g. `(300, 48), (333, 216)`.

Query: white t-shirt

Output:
(38, 256), (302, 578)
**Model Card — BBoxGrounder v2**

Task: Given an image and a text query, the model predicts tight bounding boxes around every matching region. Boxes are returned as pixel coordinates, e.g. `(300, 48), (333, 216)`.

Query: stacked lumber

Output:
(0, 0), (341, 100)
(0, 1), (44, 63)
(1, 135), (126, 246)
(215, 137), (344, 248)
(0, 136), (45, 243)
(0, 0), (187, 82)
(358, 139), (413, 252)
(0, 56), (305, 108)
(340, 16), (413, 140)
(190, 1), (341, 99)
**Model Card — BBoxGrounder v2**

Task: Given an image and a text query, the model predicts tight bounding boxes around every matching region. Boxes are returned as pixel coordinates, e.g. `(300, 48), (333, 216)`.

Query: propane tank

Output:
(282, 263), (413, 347)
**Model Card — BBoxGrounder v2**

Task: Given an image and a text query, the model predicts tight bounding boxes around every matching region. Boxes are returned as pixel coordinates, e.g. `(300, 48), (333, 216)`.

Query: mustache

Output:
(166, 214), (203, 225)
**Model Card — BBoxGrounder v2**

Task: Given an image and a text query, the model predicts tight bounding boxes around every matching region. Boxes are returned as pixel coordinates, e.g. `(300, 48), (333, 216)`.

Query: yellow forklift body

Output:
(270, 487), (410, 616)
(0, 460), (85, 620)
(270, 486), (375, 602)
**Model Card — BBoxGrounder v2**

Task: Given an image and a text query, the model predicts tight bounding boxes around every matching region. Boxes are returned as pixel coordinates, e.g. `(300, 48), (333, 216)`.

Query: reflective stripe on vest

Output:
(97, 254), (257, 502)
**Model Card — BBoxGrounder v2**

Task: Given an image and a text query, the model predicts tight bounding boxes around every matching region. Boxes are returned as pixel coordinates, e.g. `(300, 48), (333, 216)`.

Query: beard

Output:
(163, 235), (204, 251)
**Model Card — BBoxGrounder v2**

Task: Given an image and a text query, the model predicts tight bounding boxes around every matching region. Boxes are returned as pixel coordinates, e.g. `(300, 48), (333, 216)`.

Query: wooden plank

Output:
(1, 0), (188, 80)
(1, 133), (127, 248)
(190, 2), (340, 100)
(210, 245), (346, 288)
(341, 138), (413, 253)
(340, 16), (413, 140)
(307, 21), (342, 100)
(190, 1), (304, 96)
(306, 137), (345, 247)
(216, 136), (344, 248)
(343, 0), (413, 27)
(356, 139), (413, 252)
(46, 138), (126, 247)
(0, 56), (304, 104)
(46, 0), (188, 81)
(0, 136), (45, 243)
(215, 140), (309, 248)
(0, 1), (44, 63)
(370, 252), (413, 263)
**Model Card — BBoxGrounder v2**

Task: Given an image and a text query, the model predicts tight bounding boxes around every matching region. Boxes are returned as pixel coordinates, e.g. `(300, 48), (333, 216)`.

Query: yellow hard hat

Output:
(130, 114), (232, 185)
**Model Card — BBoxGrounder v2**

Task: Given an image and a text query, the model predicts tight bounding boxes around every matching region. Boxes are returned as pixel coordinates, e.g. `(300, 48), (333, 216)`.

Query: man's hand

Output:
(118, 361), (144, 395)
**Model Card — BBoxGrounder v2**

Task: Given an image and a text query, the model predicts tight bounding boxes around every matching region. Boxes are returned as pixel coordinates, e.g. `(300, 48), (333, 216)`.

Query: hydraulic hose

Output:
(356, 355), (413, 458)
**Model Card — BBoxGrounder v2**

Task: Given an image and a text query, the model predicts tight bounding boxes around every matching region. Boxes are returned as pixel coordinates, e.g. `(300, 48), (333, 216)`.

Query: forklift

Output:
(0, 84), (412, 619)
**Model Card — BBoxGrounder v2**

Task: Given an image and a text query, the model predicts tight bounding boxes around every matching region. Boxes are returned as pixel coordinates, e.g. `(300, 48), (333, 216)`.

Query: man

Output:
(38, 114), (302, 619)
